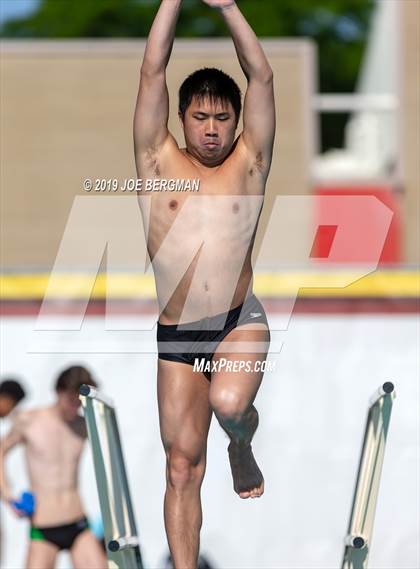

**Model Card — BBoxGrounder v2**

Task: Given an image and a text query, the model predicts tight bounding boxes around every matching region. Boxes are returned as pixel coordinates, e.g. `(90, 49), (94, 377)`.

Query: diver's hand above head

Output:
(201, 0), (236, 10)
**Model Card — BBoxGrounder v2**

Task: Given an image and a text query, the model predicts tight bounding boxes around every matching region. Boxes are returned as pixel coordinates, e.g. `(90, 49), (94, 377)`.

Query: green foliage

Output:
(1, 0), (156, 38)
(1, 0), (374, 149)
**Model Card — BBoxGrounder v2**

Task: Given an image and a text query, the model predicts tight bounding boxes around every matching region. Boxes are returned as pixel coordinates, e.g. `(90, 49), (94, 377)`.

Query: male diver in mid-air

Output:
(134, 0), (275, 566)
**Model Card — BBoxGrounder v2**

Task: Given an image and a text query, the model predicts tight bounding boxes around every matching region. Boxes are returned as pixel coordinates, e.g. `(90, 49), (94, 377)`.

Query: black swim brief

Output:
(30, 516), (90, 550)
(157, 293), (269, 367)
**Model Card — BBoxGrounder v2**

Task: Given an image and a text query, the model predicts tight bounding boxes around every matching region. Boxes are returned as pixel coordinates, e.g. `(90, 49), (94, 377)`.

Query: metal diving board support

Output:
(79, 384), (144, 569)
(341, 381), (396, 569)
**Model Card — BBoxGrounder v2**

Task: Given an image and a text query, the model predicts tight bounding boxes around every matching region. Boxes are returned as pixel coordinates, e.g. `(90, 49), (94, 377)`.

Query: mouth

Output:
(204, 142), (219, 149)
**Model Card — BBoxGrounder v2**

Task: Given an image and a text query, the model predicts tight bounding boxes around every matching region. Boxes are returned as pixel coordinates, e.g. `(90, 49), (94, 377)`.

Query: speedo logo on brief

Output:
(250, 312), (262, 318)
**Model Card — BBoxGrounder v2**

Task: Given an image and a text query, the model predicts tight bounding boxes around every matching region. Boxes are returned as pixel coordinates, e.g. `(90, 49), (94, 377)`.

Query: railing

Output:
(80, 384), (144, 569)
(313, 94), (398, 113)
(342, 381), (396, 569)
(79, 379), (395, 569)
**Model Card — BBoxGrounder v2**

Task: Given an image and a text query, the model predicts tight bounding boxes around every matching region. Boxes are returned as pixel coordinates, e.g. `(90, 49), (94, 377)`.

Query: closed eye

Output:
(193, 114), (230, 121)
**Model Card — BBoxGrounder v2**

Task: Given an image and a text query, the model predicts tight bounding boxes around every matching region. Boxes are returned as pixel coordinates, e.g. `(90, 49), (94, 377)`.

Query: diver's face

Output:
(180, 96), (238, 167)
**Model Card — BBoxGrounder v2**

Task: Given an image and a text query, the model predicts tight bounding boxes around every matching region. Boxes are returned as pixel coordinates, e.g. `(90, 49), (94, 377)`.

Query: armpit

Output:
(249, 151), (265, 177)
(145, 146), (161, 177)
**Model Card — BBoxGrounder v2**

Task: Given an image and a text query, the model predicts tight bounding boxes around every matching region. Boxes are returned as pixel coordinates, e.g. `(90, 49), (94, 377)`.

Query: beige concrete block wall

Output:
(400, 1), (420, 264)
(0, 40), (316, 270)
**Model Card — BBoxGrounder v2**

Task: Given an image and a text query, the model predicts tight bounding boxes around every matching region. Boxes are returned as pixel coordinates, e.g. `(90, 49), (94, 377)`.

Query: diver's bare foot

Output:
(228, 442), (264, 499)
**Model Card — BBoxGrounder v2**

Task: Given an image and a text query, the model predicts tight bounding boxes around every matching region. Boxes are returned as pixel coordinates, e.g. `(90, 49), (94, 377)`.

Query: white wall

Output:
(1, 311), (419, 568)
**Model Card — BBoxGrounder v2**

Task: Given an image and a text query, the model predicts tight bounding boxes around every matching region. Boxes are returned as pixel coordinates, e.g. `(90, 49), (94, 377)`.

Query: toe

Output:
(252, 483), (264, 498)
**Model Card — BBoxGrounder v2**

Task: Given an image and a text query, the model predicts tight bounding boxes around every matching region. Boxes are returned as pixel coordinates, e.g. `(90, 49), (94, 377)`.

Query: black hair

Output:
(0, 379), (26, 403)
(55, 365), (97, 393)
(179, 67), (242, 125)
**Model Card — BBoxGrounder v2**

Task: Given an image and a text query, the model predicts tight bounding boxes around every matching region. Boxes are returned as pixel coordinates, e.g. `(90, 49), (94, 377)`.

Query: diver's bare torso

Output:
(18, 407), (86, 526)
(137, 133), (268, 324)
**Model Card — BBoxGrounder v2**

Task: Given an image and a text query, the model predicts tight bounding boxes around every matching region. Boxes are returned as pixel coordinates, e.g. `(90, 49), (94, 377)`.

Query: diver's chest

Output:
(149, 191), (263, 242)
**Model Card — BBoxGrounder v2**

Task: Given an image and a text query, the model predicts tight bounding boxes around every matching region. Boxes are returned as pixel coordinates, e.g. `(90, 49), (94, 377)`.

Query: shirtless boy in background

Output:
(134, 0), (275, 567)
(0, 366), (107, 569)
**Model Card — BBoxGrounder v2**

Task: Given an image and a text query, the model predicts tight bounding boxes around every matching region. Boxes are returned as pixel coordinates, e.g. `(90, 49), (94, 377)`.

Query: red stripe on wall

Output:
(1, 298), (418, 317)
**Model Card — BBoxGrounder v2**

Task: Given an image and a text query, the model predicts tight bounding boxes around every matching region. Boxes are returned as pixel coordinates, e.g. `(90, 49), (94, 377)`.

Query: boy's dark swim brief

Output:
(30, 516), (89, 551)
(157, 294), (269, 367)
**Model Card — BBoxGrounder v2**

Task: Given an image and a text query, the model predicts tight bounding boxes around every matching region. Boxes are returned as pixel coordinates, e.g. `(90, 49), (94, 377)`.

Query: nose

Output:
(205, 118), (218, 137)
